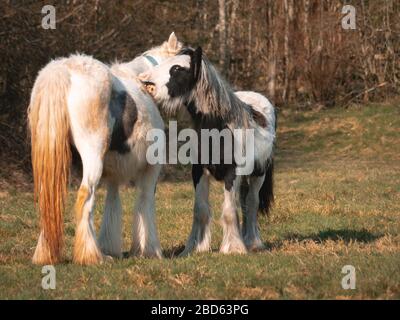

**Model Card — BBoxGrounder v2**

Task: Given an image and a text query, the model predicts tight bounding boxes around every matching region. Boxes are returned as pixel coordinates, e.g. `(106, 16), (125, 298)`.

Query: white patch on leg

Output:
(220, 181), (247, 254)
(98, 182), (123, 258)
(131, 166), (163, 258)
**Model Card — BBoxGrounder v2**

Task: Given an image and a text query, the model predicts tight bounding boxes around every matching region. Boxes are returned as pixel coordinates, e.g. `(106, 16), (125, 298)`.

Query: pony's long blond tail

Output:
(28, 62), (71, 265)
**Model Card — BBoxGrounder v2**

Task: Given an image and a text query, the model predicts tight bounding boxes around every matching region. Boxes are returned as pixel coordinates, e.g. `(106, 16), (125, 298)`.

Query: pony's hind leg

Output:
(73, 147), (105, 265)
(243, 175), (265, 251)
(239, 177), (249, 237)
(98, 180), (123, 258)
(220, 173), (247, 254)
(130, 164), (162, 258)
(180, 165), (212, 257)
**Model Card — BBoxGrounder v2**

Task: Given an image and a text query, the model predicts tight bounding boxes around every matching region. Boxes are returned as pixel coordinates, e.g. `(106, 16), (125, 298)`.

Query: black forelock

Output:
(178, 47), (195, 56)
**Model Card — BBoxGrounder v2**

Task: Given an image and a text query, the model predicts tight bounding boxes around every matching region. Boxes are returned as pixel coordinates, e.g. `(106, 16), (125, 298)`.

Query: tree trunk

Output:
(283, 0), (294, 104)
(267, 0), (277, 104)
(303, 0), (311, 57)
(228, 0), (239, 79)
(218, 0), (227, 76)
(247, 0), (254, 79)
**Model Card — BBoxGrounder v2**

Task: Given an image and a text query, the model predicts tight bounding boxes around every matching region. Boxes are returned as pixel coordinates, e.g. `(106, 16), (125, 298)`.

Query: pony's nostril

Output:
(141, 81), (156, 95)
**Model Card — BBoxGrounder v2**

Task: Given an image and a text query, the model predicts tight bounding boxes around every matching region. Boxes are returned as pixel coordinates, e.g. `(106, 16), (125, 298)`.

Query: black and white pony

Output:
(28, 33), (182, 265)
(139, 47), (276, 255)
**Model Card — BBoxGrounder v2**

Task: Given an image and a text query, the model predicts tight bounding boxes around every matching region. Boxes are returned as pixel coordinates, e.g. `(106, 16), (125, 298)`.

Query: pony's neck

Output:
(123, 57), (150, 75)
(117, 46), (164, 76)
(191, 58), (250, 127)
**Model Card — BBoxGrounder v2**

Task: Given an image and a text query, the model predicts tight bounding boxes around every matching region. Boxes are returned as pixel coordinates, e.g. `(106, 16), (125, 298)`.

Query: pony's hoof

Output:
(130, 248), (163, 259)
(245, 241), (265, 252)
(178, 244), (206, 257)
(73, 245), (103, 265)
(220, 246), (247, 255)
(73, 254), (103, 265)
(103, 255), (114, 263)
(178, 248), (193, 258)
(220, 239), (248, 254)
(100, 248), (122, 259)
(244, 237), (265, 252)
(146, 250), (163, 259)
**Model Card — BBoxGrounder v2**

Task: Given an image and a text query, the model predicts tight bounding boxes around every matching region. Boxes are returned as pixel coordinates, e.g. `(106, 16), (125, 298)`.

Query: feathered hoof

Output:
(130, 246), (163, 259)
(73, 235), (103, 265)
(73, 247), (103, 265)
(178, 246), (195, 258)
(179, 242), (211, 258)
(244, 238), (265, 252)
(220, 237), (248, 254)
(178, 250), (191, 258)
(99, 246), (122, 259)
(103, 255), (114, 263)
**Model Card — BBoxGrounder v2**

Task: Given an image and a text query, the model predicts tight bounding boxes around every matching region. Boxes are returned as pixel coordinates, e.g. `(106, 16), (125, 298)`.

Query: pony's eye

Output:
(171, 65), (183, 73)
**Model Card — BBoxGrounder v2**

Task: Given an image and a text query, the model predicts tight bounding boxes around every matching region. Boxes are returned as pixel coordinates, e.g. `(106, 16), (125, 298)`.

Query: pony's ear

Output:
(192, 46), (202, 81)
(167, 32), (178, 51)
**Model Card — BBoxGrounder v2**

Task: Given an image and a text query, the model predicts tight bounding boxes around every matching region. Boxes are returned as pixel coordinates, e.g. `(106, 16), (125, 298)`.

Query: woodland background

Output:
(0, 0), (399, 186)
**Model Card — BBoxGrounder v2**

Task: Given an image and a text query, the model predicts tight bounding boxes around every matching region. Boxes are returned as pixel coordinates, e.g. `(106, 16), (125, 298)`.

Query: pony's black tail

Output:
(258, 159), (274, 215)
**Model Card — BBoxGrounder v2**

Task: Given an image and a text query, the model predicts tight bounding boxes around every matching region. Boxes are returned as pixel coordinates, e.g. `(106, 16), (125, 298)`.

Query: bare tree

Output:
(246, 0), (254, 79)
(228, 0), (239, 78)
(283, 0), (294, 103)
(218, 0), (227, 76)
(303, 0), (311, 58)
(266, 0), (277, 103)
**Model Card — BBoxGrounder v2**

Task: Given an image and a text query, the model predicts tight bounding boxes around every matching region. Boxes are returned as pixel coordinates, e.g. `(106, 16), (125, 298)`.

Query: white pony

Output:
(139, 47), (276, 255)
(28, 33), (182, 265)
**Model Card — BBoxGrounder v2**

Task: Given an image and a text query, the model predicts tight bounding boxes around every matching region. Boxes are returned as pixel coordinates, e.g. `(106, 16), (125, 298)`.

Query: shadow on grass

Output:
(162, 229), (384, 258)
(122, 229), (383, 260)
(121, 246), (186, 259)
(265, 228), (383, 250)
(163, 245), (186, 258)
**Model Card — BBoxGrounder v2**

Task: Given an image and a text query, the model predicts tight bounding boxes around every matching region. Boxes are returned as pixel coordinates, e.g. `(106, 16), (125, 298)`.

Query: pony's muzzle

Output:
(137, 72), (156, 96)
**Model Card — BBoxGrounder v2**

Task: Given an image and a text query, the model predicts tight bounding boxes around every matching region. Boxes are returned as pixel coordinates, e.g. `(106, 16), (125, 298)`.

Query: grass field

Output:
(0, 101), (399, 299)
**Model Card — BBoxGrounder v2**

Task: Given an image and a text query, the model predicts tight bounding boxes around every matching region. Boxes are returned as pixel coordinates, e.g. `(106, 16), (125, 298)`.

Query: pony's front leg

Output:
(220, 173), (247, 254)
(130, 165), (162, 258)
(243, 175), (265, 251)
(180, 165), (212, 257)
(98, 181), (123, 258)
